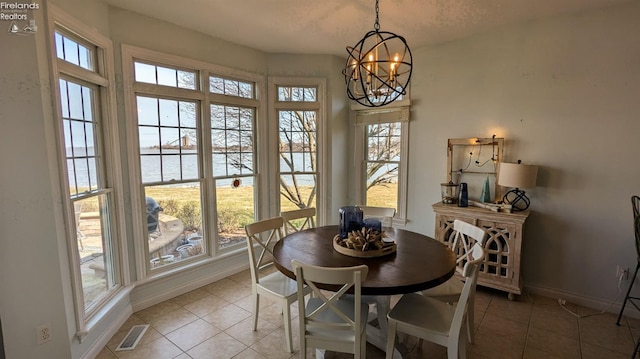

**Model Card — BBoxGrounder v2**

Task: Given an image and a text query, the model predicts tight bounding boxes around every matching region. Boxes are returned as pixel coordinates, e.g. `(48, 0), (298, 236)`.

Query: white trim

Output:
(267, 77), (327, 224)
(350, 98), (411, 111)
(47, 2), (129, 338)
(121, 44), (266, 278)
(131, 253), (249, 312)
(354, 112), (410, 225)
(355, 107), (410, 125)
(79, 294), (133, 359)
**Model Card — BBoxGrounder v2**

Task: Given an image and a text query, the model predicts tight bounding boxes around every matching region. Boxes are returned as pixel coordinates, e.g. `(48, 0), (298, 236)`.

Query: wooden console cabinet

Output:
(432, 202), (530, 300)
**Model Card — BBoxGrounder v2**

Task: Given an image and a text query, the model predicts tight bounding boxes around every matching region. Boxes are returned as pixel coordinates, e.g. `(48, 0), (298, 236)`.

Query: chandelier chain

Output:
(374, 0), (380, 31)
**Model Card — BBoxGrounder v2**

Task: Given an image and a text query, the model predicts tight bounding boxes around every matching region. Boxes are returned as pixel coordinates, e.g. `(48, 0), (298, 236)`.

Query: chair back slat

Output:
(244, 217), (284, 283)
(281, 207), (316, 235)
(292, 259), (369, 357)
(449, 243), (485, 337)
(450, 219), (487, 271)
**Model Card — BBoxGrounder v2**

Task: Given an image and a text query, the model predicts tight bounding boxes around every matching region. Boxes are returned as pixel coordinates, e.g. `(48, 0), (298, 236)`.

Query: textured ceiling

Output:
(104, 0), (632, 57)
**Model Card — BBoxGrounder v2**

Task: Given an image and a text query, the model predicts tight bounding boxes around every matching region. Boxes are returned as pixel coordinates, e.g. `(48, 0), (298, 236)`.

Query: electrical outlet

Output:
(617, 265), (629, 280)
(36, 323), (52, 345)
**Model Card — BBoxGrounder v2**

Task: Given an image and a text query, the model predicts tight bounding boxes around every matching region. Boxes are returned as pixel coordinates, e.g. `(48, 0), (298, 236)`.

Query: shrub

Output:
(159, 199), (179, 217)
(177, 201), (202, 231)
(217, 207), (241, 233)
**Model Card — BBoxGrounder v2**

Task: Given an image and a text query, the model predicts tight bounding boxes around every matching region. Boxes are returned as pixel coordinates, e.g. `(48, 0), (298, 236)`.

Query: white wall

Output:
(0, 5), (73, 358)
(405, 2), (640, 305)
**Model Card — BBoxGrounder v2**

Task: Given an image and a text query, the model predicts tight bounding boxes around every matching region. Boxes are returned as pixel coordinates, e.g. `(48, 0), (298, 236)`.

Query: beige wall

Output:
(406, 2), (640, 303)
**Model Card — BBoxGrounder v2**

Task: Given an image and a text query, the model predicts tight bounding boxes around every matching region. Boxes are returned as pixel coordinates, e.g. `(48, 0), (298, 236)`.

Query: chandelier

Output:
(343, 0), (412, 107)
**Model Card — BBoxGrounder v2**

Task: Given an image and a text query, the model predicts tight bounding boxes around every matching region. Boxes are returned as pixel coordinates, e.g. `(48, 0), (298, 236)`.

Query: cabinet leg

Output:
(508, 292), (516, 301)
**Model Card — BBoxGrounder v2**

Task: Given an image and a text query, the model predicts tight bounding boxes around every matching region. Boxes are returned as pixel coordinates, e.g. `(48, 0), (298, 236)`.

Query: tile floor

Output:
(96, 269), (640, 358)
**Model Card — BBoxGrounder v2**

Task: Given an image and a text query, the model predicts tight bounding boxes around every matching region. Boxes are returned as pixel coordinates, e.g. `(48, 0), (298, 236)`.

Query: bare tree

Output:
(365, 122), (401, 190)
(279, 109), (316, 209)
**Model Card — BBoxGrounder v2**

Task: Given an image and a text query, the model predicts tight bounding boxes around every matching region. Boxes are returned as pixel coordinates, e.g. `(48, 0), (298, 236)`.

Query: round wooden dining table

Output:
(272, 225), (456, 296)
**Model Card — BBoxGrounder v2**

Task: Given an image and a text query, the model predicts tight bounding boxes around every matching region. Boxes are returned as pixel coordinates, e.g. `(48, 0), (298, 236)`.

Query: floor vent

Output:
(114, 324), (149, 351)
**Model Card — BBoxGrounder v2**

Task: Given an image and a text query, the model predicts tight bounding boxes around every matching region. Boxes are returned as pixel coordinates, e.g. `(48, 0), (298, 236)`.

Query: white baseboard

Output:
(131, 253), (249, 313)
(524, 282), (640, 320)
(81, 303), (132, 359)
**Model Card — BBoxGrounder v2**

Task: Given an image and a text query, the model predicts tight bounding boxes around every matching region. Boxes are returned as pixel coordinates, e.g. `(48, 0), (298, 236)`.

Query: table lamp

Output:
(497, 161), (538, 211)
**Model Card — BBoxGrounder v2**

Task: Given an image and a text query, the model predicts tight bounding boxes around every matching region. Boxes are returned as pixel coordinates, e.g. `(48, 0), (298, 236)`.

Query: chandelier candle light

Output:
(343, 0), (412, 107)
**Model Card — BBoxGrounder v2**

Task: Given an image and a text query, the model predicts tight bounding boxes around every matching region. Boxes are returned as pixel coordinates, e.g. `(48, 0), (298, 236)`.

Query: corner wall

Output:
(406, 2), (640, 305)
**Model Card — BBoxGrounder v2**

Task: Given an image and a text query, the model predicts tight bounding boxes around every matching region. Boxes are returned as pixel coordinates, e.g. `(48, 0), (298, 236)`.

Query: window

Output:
(135, 92), (204, 269)
(354, 107), (410, 223)
(365, 122), (402, 206)
(123, 46), (263, 274)
(210, 102), (256, 250)
(270, 81), (325, 219)
(50, 12), (124, 337)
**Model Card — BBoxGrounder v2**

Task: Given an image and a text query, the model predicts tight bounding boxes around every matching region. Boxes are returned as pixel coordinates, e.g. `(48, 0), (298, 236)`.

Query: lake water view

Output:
(69, 148), (315, 188)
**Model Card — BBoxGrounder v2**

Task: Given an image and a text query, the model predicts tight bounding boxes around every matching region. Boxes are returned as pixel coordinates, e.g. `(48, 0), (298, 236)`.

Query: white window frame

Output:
(268, 77), (327, 224)
(47, 4), (128, 339)
(354, 101), (410, 225)
(122, 45), (266, 280)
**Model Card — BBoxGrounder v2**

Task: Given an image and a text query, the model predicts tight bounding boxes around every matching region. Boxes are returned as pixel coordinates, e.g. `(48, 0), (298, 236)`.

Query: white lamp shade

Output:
(498, 162), (538, 189)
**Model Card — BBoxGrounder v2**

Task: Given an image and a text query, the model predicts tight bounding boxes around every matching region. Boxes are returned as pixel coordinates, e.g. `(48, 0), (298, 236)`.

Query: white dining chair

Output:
(281, 207), (316, 235)
(420, 219), (487, 343)
(244, 217), (310, 353)
(386, 243), (485, 359)
(292, 259), (369, 359)
(358, 205), (396, 228)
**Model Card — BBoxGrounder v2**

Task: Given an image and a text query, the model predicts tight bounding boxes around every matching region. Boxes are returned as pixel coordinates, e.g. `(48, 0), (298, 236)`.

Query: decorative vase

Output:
(480, 176), (491, 203)
(339, 206), (363, 238)
(458, 183), (468, 207)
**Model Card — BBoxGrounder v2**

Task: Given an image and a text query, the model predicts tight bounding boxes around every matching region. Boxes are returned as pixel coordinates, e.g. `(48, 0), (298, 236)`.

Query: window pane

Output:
(134, 62), (197, 90)
(159, 99), (179, 127)
(211, 104), (254, 177)
(145, 184), (205, 269)
(137, 96), (159, 126)
(364, 122), (402, 210)
(134, 62), (157, 84)
(209, 76), (253, 98)
(59, 79), (100, 195)
(140, 154), (161, 183)
(177, 70), (196, 90)
(278, 110), (316, 173)
(278, 107), (317, 212)
(179, 101), (197, 127)
(67, 82), (84, 120)
(76, 194), (117, 311)
(55, 31), (94, 71)
(157, 66), (177, 87)
(277, 86), (316, 102)
(137, 96), (199, 184)
(215, 177), (254, 250)
(280, 174), (316, 211)
(365, 176), (398, 210)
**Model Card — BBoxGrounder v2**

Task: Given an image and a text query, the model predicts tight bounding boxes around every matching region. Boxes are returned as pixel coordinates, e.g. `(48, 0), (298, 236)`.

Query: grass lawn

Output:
(79, 182), (398, 232)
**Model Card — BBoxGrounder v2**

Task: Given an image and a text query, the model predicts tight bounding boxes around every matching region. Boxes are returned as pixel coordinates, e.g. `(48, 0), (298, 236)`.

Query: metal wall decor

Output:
(343, 0), (412, 107)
